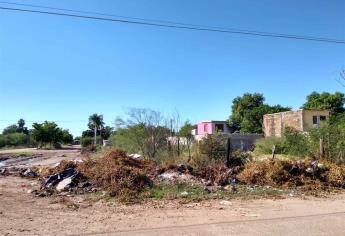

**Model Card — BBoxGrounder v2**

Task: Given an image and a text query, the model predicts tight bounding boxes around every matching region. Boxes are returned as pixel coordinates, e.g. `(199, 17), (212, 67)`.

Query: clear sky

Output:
(0, 0), (344, 136)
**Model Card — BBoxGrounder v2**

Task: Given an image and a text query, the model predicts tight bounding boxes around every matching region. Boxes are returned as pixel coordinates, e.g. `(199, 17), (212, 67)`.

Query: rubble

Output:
(21, 168), (38, 178)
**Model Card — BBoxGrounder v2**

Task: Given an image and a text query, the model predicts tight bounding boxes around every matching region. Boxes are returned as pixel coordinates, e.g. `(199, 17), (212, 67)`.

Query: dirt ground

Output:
(0, 146), (83, 168)
(0, 148), (345, 236)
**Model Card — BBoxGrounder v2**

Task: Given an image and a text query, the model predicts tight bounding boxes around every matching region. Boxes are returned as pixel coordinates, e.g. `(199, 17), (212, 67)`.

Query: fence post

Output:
(226, 137), (231, 168)
(319, 138), (324, 159)
(271, 145), (276, 161)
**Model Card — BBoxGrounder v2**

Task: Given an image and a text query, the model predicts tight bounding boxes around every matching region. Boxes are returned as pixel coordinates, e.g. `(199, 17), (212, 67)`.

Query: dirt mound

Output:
(77, 149), (153, 202)
(237, 159), (345, 192)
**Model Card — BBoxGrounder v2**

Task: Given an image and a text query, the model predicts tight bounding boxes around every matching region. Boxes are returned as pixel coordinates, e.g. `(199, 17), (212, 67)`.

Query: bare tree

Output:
(115, 108), (169, 158)
(337, 68), (345, 87)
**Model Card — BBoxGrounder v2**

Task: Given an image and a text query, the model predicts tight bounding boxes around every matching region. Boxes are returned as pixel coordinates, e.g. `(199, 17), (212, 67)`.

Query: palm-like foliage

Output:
(88, 113), (104, 145)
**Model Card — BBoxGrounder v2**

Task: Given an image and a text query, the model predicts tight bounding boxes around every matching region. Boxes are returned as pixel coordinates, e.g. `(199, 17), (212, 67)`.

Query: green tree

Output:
(302, 91), (345, 114)
(88, 114), (104, 145)
(31, 121), (63, 148)
(2, 119), (29, 135)
(229, 93), (290, 133)
(2, 124), (18, 135)
(61, 129), (73, 145)
(17, 119), (29, 134)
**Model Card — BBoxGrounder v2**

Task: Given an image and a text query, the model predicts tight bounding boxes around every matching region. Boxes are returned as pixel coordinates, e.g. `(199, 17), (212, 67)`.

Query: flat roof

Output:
(264, 109), (330, 116)
(198, 120), (228, 123)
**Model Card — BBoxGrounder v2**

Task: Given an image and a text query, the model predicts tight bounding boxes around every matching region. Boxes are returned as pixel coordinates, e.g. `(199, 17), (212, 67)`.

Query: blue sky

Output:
(0, 0), (344, 136)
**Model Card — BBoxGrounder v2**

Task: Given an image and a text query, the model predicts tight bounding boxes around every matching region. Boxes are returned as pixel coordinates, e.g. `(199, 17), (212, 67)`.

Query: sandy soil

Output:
(0, 148), (345, 235)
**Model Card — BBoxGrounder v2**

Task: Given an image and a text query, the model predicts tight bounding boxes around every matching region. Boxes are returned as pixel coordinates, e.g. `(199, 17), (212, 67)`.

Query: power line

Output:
(2, 0), (342, 43)
(0, 5), (344, 44)
(0, 119), (114, 123)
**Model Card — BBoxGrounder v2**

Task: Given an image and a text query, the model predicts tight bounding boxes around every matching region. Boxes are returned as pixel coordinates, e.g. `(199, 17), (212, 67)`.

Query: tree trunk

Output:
(94, 126), (97, 145)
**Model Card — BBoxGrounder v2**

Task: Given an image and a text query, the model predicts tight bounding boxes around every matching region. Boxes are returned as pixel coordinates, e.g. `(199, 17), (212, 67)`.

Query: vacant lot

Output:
(0, 148), (344, 236)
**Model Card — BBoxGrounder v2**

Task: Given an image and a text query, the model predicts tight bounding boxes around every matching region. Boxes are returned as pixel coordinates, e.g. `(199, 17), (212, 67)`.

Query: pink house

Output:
(194, 120), (231, 140)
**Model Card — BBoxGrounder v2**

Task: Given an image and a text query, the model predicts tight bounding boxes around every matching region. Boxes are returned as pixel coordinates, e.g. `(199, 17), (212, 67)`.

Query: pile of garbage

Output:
(0, 166), (39, 178)
(237, 159), (345, 191)
(3, 148), (345, 201)
(156, 164), (200, 185)
(195, 164), (240, 186)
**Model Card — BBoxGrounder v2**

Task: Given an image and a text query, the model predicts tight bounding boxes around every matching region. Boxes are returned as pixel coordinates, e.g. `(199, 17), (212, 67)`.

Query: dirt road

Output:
(0, 146), (83, 168)
(0, 148), (344, 235)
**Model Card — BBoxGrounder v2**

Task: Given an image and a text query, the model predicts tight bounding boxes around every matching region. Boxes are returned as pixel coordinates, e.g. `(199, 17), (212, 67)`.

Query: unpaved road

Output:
(0, 146), (83, 168)
(0, 148), (345, 235)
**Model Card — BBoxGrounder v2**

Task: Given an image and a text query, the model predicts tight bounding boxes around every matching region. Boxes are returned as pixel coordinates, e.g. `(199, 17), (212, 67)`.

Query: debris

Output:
(56, 177), (73, 191)
(219, 200), (232, 206)
(44, 168), (78, 189)
(196, 164), (241, 186)
(21, 168), (38, 178)
(128, 153), (142, 159)
(237, 159), (345, 192)
(180, 191), (188, 196)
(77, 149), (153, 202)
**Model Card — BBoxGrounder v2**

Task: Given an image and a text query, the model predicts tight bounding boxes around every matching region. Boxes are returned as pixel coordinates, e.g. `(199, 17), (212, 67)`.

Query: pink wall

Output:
(197, 122), (214, 135)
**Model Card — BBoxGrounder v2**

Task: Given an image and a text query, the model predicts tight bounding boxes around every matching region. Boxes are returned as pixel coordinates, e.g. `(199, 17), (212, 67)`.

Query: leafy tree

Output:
(31, 121), (63, 148)
(61, 129), (73, 144)
(302, 91), (345, 114)
(2, 124), (19, 135)
(179, 121), (196, 158)
(229, 93), (290, 133)
(88, 113), (104, 145)
(2, 119), (28, 135)
(17, 119), (29, 134)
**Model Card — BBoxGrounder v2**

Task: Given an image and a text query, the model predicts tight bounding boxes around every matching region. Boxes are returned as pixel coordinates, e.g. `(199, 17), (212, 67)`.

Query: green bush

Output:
(198, 133), (227, 161)
(308, 120), (345, 164)
(283, 127), (310, 156)
(254, 127), (310, 157)
(254, 137), (285, 155)
(0, 133), (29, 148)
(81, 137), (94, 147)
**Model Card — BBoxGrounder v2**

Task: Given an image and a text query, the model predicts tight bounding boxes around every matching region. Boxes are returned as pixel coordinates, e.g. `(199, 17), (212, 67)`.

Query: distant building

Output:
(263, 109), (330, 137)
(193, 120), (231, 141)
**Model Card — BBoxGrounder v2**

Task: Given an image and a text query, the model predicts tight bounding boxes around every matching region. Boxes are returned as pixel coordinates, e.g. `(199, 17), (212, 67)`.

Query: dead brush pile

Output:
(196, 164), (242, 186)
(41, 160), (77, 177)
(77, 149), (155, 202)
(237, 159), (345, 192)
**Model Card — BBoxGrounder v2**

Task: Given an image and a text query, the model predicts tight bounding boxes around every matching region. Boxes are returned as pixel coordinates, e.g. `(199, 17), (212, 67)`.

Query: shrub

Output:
(80, 137), (94, 147)
(254, 137), (285, 155)
(283, 127), (310, 156)
(198, 134), (227, 160)
(0, 133), (29, 148)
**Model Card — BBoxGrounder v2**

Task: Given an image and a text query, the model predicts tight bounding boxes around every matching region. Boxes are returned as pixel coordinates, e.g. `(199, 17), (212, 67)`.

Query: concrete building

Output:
(194, 120), (231, 141)
(263, 109), (330, 137)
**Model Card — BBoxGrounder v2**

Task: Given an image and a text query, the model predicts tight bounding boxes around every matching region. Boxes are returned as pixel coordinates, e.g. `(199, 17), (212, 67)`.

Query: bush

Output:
(0, 133), (29, 148)
(80, 137), (98, 147)
(198, 134), (227, 160)
(254, 137), (285, 155)
(283, 127), (310, 156)
(254, 127), (311, 157)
